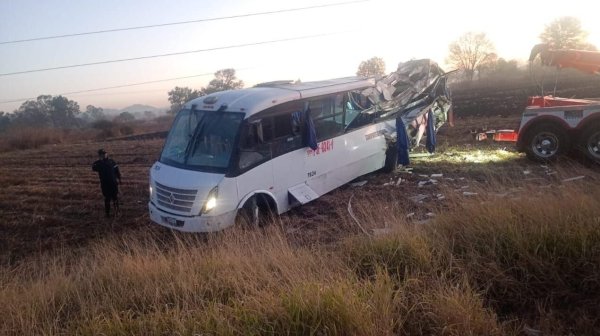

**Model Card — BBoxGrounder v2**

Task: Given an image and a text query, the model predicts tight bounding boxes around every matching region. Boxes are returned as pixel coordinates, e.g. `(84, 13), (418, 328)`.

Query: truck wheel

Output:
(579, 123), (600, 162)
(236, 194), (273, 228)
(382, 142), (398, 173)
(524, 123), (569, 162)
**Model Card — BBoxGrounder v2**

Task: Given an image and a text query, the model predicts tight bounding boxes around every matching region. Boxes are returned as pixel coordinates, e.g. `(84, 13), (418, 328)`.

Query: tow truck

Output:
(480, 44), (600, 162)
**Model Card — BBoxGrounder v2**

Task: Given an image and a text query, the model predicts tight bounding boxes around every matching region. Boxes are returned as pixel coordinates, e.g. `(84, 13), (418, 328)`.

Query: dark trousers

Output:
(102, 184), (119, 216)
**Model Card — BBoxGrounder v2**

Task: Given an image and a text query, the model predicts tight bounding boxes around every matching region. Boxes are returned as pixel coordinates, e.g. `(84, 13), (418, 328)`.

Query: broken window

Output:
(345, 91), (375, 130)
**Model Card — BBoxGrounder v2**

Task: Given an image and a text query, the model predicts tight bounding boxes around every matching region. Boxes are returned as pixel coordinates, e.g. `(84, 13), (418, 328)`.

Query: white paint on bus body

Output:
(148, 77), (396, 232)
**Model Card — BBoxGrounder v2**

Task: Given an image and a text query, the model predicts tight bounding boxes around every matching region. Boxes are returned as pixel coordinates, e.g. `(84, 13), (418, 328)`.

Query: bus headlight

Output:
(149, 184), (153, 199)
(201, 187), (218, 214)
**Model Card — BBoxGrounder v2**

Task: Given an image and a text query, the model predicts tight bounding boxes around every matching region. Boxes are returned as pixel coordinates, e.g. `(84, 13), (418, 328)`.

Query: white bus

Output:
(149, 62), (450, 232)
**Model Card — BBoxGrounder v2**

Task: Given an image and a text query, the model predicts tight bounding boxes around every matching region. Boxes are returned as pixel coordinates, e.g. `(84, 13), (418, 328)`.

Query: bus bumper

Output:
(148, 201), (237, 232)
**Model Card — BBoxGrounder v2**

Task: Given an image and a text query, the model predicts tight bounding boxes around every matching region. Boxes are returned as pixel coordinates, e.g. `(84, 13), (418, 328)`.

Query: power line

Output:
(0, 71), (224, 104)
(0, 0), (368, 45)
(0, 31), (346, 77)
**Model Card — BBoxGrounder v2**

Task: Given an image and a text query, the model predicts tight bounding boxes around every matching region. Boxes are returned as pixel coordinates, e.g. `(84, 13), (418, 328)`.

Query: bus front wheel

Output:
(236, 194), (274, 228)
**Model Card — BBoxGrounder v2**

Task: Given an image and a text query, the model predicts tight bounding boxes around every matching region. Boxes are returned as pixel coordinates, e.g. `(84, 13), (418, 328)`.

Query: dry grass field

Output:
(0, 113), (599, 335)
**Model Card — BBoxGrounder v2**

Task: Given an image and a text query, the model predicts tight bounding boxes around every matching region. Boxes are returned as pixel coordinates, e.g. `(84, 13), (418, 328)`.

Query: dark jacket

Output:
(92, 158), (121, 197)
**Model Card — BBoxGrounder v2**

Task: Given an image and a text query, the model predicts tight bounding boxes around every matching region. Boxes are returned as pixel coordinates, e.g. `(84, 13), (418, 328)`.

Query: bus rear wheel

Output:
(382, 142), (398, 173)
(579, 123), (600, 162)
(524, 123), (569, 162)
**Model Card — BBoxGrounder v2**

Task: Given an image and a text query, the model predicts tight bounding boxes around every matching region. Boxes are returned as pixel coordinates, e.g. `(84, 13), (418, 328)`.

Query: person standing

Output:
(92, 149), (122, 217)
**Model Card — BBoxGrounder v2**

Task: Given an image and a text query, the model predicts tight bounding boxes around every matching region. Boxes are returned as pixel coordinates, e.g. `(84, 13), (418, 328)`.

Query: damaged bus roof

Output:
(183, 59), (450, 127)
(183, 77), (375, 117)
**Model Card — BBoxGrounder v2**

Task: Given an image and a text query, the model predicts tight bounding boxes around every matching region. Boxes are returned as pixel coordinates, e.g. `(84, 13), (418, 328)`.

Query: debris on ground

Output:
(347, 195), (370, 236)
(418, 179), (438, 187)
(463, 191), (479, 196)
(562, 176), (586, 183)
(409, 194), (428, 203)
(349, 180), (368, 187)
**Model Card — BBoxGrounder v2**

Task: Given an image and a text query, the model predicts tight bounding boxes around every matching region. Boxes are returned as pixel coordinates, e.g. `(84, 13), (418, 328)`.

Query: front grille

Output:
(155, 182), (197, 213)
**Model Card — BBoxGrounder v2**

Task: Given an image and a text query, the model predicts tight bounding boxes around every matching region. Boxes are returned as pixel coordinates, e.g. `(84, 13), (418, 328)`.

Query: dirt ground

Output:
(1, 100), (598, 265)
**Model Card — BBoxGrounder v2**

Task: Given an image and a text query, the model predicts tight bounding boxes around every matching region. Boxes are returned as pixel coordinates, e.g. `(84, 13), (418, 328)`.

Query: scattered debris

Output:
(426, 212), (435, 217)
(406, 212), (415, 218)
(418, 179), (438, 187)
(523, 325), (542, 336)
(347, 195), (371, 236)
(523, 170), (531, 175)
(463, 191), (478, 196)
(396, 166), (413, 174)
(350, 180), (368, 187)
(430, 173), (443, 178)
(395, 177), (403, 186)
(436, 193), (445, 200)
(562, 176), (586, 183)
(409, 194), (428, 203)
(419, 174), (429, 178)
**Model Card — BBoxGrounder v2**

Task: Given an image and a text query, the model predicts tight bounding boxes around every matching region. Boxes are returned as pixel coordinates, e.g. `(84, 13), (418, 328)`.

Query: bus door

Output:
(271, 109), (309, 211)
(235, 119), (274, 205)
(343, 90), (388, 176)
(305, 94), (346, 196)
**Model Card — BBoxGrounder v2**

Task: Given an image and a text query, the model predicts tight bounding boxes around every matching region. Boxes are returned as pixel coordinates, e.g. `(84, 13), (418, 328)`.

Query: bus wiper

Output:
(184, 113), (206, 162)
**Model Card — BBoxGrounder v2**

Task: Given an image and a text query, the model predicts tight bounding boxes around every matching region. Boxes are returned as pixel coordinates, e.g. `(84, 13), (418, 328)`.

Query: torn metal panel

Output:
(358, 59), (452, 151)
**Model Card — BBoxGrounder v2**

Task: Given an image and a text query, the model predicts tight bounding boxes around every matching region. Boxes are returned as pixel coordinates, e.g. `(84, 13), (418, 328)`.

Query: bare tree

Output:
(356, 57), (386, 77)
(447, 32), (496, 81)
(540, 16), (595, 50)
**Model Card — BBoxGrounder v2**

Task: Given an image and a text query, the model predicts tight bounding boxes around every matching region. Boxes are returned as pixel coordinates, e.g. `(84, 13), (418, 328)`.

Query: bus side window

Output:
(291, 111), (302, 136)
(311, 95), (344, 141)
(345, 91), (373, 130)
(272, 113), (303, 157)
(238, 120), (271, 171)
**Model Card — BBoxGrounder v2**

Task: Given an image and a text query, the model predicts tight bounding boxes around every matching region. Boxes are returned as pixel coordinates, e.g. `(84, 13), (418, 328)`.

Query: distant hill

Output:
(102, 104), (167, 118)
(120, 104), (165, 114)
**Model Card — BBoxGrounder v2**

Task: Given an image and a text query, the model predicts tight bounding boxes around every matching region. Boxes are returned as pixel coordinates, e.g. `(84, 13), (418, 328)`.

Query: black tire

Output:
(236, 194), (274, 228)
(579, 122), (600, 162)
(523, 123), (570, 162)
(382, 142), (398, 173)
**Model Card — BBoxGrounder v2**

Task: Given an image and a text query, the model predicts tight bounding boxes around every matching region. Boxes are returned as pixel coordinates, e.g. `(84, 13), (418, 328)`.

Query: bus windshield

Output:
(160, 109), (244, 172)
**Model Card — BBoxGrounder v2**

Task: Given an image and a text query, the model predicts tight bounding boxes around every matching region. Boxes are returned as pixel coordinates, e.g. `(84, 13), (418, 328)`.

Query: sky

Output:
(0, 0), (598, 113)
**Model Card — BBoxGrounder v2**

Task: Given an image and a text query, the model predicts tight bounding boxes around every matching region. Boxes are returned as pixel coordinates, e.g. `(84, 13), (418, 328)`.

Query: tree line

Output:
(0, 16), (594, 133)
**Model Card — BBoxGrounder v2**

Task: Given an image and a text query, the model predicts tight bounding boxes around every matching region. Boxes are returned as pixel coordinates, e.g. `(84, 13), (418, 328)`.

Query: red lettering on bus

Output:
(307, 139), (334, 157)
